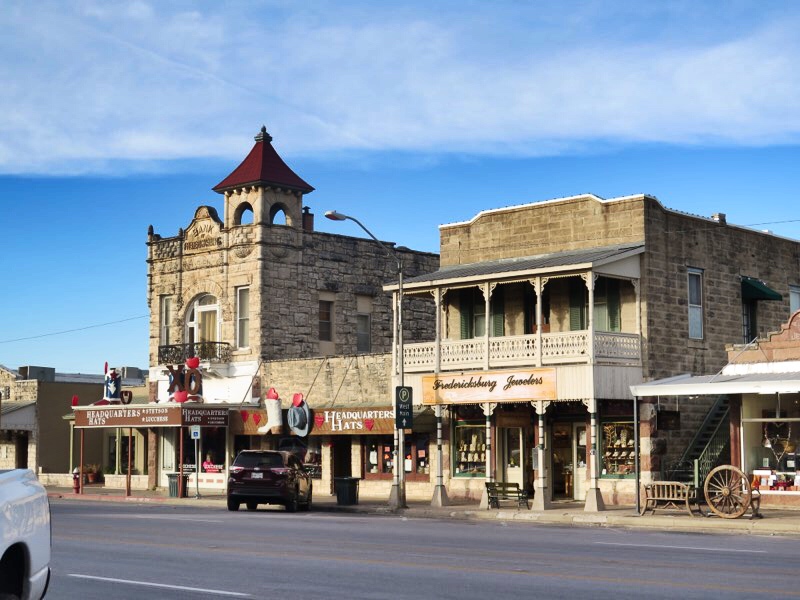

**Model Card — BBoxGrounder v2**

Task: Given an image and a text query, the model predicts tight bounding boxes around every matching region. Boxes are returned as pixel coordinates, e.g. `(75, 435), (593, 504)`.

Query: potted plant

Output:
(83, 464), (102, 484)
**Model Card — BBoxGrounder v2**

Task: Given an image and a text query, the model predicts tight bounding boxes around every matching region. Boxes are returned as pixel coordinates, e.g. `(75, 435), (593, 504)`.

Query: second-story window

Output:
(236, 287), (250, 349)
(319, 300), (333, 342)
(159, 296), (173, 345)
(791, 285), (800, 315)
(688, 268), (704, 340)
(187, 294), (220, 356)
(459, 287), (504, 338)
(357, 314), (371, 353)
(594, 278), (621, 332)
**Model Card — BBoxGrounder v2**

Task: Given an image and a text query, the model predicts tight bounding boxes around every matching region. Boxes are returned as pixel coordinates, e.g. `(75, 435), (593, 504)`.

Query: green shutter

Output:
(491, 287), (505, 337)
(569, 279), (586, 331)
(608, 279), (621, 332)
(460, 291), (473, 339)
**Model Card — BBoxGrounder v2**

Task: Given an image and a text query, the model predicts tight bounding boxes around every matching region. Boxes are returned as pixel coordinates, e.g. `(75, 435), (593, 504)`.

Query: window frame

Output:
(236, 286), (250, 349)
(688, 268), (704, 340)
(790, 285), (800, 315)
(363, 434), (430, 482)
(319, 300), (333, 342)
(356, 313), (371, 353)
(159, 295), (173, 345)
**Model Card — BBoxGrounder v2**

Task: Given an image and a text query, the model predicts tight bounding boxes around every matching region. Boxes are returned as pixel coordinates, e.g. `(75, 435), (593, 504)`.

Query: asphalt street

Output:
(48, 499), (800, 600)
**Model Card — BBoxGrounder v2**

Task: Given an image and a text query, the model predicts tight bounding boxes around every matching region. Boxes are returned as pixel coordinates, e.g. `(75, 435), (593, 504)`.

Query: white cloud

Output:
(0, 0), (798, 174)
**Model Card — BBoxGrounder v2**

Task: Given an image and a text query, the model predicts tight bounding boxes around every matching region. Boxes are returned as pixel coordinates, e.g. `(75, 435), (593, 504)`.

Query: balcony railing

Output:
(402, 331), (640, 373)
(158, 342), (232, 366)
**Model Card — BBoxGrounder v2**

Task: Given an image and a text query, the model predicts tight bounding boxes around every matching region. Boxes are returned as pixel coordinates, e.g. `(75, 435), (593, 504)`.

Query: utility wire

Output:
(0, 315), (148, 344)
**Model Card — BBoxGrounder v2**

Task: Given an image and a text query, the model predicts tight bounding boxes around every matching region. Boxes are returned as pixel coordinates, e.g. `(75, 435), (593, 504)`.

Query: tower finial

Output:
(255, 125), (272, 143)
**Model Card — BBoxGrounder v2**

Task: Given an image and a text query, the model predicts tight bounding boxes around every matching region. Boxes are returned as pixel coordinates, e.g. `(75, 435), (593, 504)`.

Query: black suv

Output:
(227, 450), (312, 512)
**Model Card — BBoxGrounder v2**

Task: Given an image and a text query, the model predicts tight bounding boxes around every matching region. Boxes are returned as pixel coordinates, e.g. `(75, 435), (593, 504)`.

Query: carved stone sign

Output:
(183, 209), (223, 255)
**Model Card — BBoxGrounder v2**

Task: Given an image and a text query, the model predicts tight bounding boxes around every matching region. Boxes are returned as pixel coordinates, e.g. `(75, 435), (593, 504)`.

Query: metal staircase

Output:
(665, 396), (730, 486)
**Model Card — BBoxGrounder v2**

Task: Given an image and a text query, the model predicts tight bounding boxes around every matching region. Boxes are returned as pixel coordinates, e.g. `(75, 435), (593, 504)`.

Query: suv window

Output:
(234, 452), (284, 469)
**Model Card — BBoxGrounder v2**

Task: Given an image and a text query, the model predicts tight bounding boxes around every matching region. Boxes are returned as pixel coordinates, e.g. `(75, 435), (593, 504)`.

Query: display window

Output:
(742, 395), (800, 490)
(601, 420), (637, 478)
(453, 421), (486, 478)
(364, 435), (430, 481)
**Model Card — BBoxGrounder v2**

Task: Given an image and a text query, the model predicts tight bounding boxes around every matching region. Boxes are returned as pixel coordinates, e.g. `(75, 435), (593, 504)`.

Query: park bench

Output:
(640, 481), (700, 517)
(486, 481), (530, 509)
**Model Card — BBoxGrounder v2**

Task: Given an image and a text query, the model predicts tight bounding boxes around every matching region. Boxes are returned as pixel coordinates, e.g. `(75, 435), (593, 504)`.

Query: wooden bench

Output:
(486, 482), (530, 509)
(640, 481), (700, 517)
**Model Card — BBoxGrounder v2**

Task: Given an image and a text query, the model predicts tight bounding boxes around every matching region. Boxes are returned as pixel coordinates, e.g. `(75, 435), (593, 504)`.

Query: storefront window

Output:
(200, 427), (226, 473)
(742, 396), (800, 489)
(364, 435), (430, 480)
(601, 420), (637, 478)
(453, 422), (486, 478)
(365, 437), (394, 476)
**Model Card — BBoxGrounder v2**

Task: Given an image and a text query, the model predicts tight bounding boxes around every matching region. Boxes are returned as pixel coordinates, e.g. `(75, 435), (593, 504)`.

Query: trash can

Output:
(334, 477), (360, 506)
(167, 473), (188, 498)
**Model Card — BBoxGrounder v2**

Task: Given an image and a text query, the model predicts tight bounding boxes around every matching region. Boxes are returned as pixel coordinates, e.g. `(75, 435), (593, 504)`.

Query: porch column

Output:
(585, 272), (595, 364)
(434, 289), (442, 373)
(532, 400), (552, 510)
(115, 428), (122, 474)
(479, 402), (495, 509)
(68, 422), (75, 472)
(483, 283), (491, 371)
(584, 400), (606, 512)
(535, 278), (544, 368)
(431, 404), (449, 507)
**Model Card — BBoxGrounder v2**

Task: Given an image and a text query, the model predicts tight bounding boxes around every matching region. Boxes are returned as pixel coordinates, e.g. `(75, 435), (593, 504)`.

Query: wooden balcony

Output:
(402, 331), (641, 373)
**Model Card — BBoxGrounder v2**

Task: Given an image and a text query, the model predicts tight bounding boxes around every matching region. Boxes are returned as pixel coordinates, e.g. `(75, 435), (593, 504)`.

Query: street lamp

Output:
(325, 210), (406, 509)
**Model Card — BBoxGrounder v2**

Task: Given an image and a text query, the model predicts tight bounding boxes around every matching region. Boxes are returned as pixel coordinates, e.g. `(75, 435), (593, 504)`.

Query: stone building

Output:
(391, 193), (800, 509)
(632, 309), (800, 508)
(132, 126), (439, 495)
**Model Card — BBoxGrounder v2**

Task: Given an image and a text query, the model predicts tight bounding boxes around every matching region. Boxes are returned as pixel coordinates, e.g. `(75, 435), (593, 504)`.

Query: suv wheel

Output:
(227, 497), (240, 512)
(246, 502), (258, 511)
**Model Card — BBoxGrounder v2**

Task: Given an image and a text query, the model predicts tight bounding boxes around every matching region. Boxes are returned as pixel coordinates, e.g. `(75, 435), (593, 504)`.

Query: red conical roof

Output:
(213, 126), (314, 194)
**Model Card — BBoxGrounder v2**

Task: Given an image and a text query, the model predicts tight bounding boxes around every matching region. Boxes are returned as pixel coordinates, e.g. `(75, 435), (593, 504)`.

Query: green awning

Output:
(741, 276), (782, 301)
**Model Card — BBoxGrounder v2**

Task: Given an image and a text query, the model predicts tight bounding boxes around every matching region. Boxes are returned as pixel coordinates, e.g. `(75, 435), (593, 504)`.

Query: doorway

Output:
(551, 423), (573, 499)
(573, 424), (587, 501)
(498, 427), (524, 487)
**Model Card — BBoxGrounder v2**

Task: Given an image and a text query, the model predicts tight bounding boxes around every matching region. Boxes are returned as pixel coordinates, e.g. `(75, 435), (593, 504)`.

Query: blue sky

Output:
(1, 1), (799, 374)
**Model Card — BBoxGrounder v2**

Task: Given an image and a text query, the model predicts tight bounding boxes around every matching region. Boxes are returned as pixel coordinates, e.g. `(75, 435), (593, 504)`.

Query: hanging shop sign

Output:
(74, 405), (229, 429)
(310, 407), (395, 435)
(231, 406), (396, 436)
(422, 368), (557, 405)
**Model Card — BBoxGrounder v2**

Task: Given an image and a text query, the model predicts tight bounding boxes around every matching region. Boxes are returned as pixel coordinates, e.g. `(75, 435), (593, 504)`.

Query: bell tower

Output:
(213, 126), (314, 230)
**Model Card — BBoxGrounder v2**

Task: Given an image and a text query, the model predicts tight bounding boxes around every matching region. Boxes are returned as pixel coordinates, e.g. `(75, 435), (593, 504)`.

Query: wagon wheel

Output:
(703, 465), (751, 519)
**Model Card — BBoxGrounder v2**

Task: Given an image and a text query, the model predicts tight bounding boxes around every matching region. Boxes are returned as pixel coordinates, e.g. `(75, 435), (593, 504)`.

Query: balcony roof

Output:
(394, 242), (644, 290)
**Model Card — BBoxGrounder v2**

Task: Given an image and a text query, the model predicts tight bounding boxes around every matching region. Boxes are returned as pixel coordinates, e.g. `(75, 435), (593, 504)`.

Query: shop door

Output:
(498, 427), (524, 487)
(332, 437), (352, 478)
(573, 424), (587, 501)
(551, 423), (573, 499)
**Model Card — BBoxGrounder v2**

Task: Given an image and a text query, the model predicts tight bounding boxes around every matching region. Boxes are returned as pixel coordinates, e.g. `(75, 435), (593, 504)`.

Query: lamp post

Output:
(325, 210), (406, 509)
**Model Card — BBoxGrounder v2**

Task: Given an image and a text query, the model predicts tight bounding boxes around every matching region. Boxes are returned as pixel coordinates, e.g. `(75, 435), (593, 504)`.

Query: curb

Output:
(47, 491), (800, 537)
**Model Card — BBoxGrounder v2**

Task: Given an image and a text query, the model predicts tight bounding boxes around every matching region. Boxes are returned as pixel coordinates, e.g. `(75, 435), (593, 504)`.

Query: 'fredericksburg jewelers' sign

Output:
(422, 368), (557, 405)
(74, 405), (230, 428)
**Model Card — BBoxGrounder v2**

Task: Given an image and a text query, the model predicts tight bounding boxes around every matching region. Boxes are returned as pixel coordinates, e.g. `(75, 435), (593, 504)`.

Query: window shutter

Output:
(460, 291), (473, 339)
(491, 287), (505, 337)
(608, 280), (620, 332)
(569, 280), (586, 331)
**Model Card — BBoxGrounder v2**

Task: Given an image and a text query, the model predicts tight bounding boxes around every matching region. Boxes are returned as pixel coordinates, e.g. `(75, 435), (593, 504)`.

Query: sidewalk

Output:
(46, 485), (800, 537)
